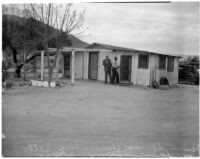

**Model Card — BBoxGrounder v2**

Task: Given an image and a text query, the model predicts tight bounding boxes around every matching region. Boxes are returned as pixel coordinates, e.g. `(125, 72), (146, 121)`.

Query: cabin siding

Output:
(97, 50), (107, 81)
(136, 68), (150, 86)
(74, 52), (84, 79)
(58, 49), (179, 87)
(97, 51), (104, 81)
(135, 53), (150, 86)
(83, 51), (89, 80)
(131, 53), (138, 85)
(156, 56), (178, 87)
(149, 54), (157, 86)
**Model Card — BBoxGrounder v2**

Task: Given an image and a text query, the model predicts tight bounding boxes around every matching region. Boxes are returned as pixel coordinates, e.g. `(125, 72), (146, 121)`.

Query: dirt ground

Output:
(2, 80), (199, 157)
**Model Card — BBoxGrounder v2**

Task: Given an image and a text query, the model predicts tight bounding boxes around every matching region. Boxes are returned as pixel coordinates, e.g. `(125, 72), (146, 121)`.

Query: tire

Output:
(186, 76), (195, 85)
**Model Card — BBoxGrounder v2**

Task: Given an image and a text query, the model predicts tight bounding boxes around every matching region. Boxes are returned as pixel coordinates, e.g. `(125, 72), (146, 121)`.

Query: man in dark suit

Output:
(102, 55), (112, 84)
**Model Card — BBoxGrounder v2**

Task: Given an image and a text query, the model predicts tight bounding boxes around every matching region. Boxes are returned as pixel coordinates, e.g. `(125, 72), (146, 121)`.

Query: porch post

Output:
(41, 51), (44, 81)
(71, 50), (75, 85)
(62, 53), (64, 78)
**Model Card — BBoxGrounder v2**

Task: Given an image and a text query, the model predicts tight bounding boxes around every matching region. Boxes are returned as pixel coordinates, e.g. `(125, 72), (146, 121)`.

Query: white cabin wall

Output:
(83, 51), (89, 80)
(97, 50), (105, 81)
(59, 49), (179, 87)
(149, 54), (157, 86)
(136, 54), (151, 86)
(74, 52), (84, 79)
(156, 56), (179, 87)
(131, 53), (138, 85)
(136, 69), (150, 86)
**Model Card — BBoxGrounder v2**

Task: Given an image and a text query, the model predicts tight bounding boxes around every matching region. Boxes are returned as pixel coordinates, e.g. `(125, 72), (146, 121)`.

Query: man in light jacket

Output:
(111, 56), (120, 84)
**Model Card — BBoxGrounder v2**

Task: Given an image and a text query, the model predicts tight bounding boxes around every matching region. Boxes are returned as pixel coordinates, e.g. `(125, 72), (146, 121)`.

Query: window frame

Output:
(167, 56), (174, 72)
(159, 55), (166, 70)
(138, 54), (149, 69)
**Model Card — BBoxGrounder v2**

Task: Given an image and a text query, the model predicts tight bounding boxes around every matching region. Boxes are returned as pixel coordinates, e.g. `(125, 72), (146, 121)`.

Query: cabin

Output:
(53, 43), (181, 87)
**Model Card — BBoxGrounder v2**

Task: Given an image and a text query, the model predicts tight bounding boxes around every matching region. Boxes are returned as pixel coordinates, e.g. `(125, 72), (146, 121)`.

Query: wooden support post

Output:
(41, 51), (44, 81)
(71, 50), (75, 85)
(62, 54), (64, 78)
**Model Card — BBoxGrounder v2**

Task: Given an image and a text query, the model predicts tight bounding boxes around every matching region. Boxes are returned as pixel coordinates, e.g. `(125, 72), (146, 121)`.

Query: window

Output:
(159, 55), (166, 69)
(138, 54), (149, 69)
(167, 57), (174, 72)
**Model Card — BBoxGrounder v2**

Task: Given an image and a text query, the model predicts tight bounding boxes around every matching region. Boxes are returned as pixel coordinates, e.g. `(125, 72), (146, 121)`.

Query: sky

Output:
(74, 2), (199, 56)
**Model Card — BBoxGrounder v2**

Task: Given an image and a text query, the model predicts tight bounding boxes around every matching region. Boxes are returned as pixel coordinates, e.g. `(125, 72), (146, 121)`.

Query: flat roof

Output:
(37, 44), (182, 58)
(86, 43), (182, 58)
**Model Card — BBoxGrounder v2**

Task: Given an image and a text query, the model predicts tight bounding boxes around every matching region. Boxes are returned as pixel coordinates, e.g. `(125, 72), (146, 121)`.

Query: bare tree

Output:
(2, 4), (23, 17)
(2, 4), (44, 79)
(26, 3), (86, 86)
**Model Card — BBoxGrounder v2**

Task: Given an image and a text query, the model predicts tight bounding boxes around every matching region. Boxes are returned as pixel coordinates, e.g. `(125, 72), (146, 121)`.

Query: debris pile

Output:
(28, 79), (67, 88)
(30, 80), (56, 88)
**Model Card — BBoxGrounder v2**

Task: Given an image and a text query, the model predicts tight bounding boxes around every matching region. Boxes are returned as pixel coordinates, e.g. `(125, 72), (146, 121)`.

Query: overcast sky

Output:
(75, 2), (199, 56)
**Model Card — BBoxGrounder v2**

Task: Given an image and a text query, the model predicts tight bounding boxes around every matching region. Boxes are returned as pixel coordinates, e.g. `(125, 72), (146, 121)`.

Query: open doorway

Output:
(64, 55), (71, 78)
(120, 55), (132, 83)
(88, 52), (98, 80)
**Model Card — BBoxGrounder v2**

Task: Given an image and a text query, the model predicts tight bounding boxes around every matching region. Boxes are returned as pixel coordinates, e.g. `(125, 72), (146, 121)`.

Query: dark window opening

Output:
(167, 57), (174, 72)
(138, 54), (149, 69)
(159, 55), (166, 69)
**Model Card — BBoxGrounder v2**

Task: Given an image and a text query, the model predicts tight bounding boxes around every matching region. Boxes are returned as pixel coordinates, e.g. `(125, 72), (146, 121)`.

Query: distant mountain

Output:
(67, 35), (89, 48)
(3, 14), (89, 49)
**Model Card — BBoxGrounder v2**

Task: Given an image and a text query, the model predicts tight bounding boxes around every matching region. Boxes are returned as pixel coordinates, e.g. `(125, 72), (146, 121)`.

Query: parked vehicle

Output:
(178, 64), (199, 85)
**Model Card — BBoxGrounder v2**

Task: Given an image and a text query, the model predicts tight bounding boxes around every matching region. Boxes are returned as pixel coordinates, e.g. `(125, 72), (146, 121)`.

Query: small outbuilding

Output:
(54, 42), (181, 87)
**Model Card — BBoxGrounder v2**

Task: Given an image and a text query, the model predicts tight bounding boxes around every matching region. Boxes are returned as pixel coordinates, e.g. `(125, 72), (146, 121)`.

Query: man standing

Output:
(111, 56), (120, 84)
(102, 55), (112, 84)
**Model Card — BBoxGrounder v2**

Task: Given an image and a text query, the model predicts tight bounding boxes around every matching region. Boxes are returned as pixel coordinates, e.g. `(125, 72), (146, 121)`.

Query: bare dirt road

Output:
(2, 80), (199, 157)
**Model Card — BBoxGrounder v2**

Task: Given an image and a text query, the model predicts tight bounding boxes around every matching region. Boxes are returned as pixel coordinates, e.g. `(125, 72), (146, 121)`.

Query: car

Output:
(178, 64), (199, 85)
